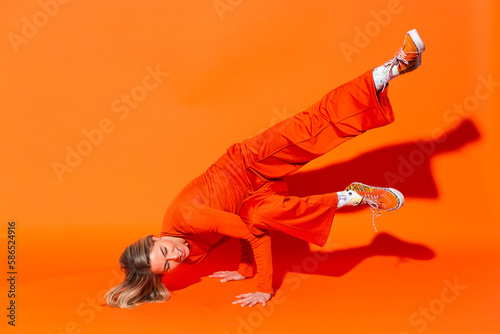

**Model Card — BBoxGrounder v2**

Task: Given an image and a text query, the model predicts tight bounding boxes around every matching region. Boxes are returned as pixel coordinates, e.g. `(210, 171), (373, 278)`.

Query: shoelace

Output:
(361, 195), (382, 232)
(377, 48), (408, 92)
(385, 47), (409, 70)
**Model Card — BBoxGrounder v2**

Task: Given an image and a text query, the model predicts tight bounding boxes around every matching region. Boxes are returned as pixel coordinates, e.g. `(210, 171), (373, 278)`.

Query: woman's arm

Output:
(193, 206), (274, 305)
(232, 233), (272, 307)
(210, 235), (273, 306)
(237, 239), (254, 278)
(177, 202), (274, 306)
(215, 219), (274, 296)
(244, 233), (272, 294)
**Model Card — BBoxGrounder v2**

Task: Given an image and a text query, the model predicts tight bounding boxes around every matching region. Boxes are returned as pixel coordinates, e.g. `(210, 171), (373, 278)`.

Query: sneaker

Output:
(388, 29), (426, 75)
(372, 29), (425, 91)
(344, 182), (405, 231)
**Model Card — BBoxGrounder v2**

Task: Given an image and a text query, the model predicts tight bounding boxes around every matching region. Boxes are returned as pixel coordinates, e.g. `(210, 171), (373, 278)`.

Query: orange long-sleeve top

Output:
(160, 159), (275, 294)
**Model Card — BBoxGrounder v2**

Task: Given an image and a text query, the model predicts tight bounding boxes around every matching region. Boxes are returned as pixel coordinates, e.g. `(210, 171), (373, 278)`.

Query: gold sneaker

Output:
(344, 182), (405, 231)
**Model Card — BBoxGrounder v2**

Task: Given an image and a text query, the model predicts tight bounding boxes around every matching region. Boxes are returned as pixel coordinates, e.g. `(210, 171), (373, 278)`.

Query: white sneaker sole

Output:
(407, 29), (425, 69)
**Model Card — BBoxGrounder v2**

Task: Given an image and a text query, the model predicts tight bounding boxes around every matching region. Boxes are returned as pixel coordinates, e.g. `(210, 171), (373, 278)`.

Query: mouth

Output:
(177, 247), (185, 262)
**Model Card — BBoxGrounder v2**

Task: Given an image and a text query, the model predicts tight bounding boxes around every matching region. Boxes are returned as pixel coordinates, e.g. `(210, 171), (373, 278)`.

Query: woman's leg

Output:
(240, 181), (405, 247)
(240, 185), (339, 247)
(235, 69), (393, 181)
(237, 30), (425, 243)
(233, 29), (425, 182)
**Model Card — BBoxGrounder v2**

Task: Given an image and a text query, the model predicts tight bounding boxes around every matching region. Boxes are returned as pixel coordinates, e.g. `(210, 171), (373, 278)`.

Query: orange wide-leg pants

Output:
(213, 69), (395, 246)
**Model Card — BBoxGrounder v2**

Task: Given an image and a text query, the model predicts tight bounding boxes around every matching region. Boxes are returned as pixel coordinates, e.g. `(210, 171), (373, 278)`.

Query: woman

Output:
(105, 29), (425, 308)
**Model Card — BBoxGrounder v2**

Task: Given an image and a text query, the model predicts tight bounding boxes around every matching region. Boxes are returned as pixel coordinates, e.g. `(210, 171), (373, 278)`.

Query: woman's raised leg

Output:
(234, 29), (425, 182)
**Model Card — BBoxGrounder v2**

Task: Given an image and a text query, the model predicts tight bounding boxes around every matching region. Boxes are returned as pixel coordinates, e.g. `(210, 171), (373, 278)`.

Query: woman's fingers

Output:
(209, 271), (245, 282)
(208, 271), (230, 278)
(233, 292), (271, 307)
(233, 296), (259, 307)
(248, 300), (259, 307)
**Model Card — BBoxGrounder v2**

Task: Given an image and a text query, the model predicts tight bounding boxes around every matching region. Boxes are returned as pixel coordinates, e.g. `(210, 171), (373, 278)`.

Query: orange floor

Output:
(1, 1), (500, 333)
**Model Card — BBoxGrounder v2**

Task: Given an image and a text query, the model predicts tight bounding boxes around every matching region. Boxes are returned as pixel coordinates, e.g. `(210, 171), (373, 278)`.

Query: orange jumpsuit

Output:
(160, 69), (394, 294)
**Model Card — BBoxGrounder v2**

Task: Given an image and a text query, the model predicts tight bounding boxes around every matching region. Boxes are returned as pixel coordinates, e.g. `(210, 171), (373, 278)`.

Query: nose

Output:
(167, 248), (181, 261)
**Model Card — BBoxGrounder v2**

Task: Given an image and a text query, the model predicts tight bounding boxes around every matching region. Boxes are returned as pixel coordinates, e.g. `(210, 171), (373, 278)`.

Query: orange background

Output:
(1, 0), (499, 333)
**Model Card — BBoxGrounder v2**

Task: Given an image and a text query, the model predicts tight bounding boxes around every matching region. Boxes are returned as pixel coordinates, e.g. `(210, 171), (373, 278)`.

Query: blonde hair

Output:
(104, 235), (170, 308)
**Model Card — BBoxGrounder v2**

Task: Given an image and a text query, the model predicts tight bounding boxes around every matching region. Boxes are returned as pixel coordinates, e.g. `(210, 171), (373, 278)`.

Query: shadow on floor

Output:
(270, 231), (434, 291)
(164, 232), (435, 293)
(286, 119), (480, 199)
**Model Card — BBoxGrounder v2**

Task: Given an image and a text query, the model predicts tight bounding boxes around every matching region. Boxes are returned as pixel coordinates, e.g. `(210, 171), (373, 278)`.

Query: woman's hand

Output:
(233, 292), (272, 307)
(209, 271), (246, 283)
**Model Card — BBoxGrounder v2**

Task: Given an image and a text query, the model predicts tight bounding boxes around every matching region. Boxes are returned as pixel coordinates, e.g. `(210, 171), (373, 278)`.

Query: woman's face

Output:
(149, 237), (191, 274)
